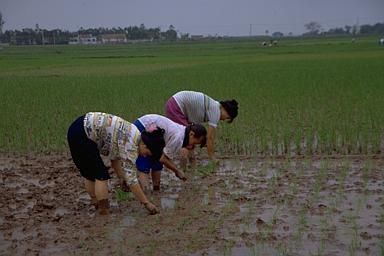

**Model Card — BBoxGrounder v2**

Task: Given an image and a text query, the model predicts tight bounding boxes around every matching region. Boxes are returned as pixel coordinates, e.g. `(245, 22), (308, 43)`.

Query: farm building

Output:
(69, 34), (97, 45)
(101, 34), (127, 44)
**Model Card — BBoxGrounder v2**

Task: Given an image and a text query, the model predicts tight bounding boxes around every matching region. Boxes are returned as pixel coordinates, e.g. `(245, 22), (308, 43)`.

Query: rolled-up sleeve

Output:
(117, 127), (140, 186)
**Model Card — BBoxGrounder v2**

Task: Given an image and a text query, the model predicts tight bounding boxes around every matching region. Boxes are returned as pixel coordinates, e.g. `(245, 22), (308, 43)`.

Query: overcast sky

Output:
(1, 0), (383, 36)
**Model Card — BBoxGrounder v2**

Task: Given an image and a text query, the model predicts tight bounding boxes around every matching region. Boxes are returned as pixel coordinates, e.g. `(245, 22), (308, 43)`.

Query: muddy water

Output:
(161, 194), (179, 209)
(0, 154), (383, 255)
(193, 157), (384, 256)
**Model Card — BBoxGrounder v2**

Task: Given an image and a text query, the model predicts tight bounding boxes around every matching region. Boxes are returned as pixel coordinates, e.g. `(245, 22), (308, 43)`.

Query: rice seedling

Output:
(2, 36), (384, 256)
(115, 188), (134, 202)
(222, 240), (235, 256)
(346, 213), (361, 256)
(362, 159), (373, 195)
(194, 161), (218, 177)
(334, 159), (350, 205)
(1, 37), (383, 156)
(258, 205), (281, 242)
(310, 159), (329, 204)
(293, 204), (308, 242)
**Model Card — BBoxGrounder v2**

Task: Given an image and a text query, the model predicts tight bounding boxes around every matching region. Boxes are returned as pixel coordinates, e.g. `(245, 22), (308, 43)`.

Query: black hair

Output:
(182, 123), (207, 148)
(140, 127), (166, 160)
(220, 99), (238, 123)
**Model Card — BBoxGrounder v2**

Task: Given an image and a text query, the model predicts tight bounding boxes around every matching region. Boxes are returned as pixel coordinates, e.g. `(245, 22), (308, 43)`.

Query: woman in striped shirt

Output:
(165, 90), (238, 162)
(67, 112), (165, 215)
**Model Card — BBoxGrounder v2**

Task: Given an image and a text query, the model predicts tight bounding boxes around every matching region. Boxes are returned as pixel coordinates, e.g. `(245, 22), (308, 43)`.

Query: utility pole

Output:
(41, 30), (45, 45)
(249, 24), (252, 37)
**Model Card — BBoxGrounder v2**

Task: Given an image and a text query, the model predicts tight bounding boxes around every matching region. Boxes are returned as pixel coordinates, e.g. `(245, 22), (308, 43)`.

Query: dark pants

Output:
(67, 115), (110, 181)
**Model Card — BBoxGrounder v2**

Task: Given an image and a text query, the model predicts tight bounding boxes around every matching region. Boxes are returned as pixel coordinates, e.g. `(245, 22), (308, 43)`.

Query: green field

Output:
(1, 36), (384, 155)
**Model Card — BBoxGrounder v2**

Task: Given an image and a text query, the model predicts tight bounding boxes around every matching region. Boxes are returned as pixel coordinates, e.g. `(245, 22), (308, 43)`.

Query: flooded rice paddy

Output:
(0, 154), (383, 255)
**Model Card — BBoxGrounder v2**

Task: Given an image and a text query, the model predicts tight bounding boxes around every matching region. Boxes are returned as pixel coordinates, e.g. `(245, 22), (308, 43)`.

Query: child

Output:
(133, 114), (207, 191)
(67, 112), (165, 215)
(165, 91), (238, 161)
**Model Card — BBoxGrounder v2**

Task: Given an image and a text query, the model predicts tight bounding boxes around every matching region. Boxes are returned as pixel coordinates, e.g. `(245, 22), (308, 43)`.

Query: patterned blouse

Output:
(83, 112), (140, 185)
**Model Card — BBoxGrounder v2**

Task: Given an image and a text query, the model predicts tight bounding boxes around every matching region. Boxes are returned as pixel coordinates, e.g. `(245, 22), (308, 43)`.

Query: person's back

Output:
(84, 112), (140, 160)
(165, 90), (238, 160)
(172, 91), (221, 127)
(138, 114), (185, 160)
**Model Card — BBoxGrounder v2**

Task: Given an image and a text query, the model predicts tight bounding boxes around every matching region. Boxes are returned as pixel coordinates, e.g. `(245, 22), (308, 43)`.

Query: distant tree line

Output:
(0, 10), (383, 45)
(304, 21), (384, 36)
(0, 17), (179, 45)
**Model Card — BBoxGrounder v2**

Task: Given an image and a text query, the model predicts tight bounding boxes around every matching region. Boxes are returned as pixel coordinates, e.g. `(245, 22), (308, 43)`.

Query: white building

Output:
(69, 34), (98, 45)
(101, 34), (127, 44)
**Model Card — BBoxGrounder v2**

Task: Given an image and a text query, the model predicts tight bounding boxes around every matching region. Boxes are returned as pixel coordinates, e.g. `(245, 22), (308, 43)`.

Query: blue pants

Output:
(133, 119), (163, 173)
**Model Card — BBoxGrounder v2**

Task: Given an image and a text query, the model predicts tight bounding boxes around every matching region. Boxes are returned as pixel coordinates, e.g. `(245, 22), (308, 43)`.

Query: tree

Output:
(304, 21), (321, 35)
(272, 31), (283, 37)
(344, 25), (352, 34)
(0, 11), (5, 35)
(165, 25), (177, 41)
(360, 22), (384, 34)
(147, 27), (160, 40)
(327, 27), (346, 35)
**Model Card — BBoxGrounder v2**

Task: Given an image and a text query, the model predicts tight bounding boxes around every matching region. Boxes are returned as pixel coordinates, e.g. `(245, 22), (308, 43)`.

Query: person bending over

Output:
(67, 112), (165, 215)
(133, 114), (207, 191)
(165, 90), (238, 162)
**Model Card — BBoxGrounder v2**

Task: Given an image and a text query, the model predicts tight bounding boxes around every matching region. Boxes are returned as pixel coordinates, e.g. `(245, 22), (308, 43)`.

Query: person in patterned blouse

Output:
(67, 112), (165, 215)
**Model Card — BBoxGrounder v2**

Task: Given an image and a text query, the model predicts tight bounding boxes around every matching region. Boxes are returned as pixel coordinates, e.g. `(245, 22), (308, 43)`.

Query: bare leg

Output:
(84, 179), (97, 205)
(95, 179), (108, 200)
(151, 171), (161, 191)
(138, 172), (150, 192)
(95, 179), (109, 215)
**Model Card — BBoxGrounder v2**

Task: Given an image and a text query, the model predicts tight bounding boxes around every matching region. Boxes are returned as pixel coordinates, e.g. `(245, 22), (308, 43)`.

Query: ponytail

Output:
(220, 99), (238, 123)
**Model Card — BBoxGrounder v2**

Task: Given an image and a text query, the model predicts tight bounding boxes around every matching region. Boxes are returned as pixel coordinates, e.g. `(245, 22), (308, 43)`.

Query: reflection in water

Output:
(107, 216), (136, 243)
(265, 169), (277, 179)
(161, 194), (179, 209)
(202, 194), (209, 205)
(11, 227), (26, 241)
(0, 231), (11, 254)
(231, 245), (279, 256)
(122, 215), (136, 227)
(54, 207), (69, 217)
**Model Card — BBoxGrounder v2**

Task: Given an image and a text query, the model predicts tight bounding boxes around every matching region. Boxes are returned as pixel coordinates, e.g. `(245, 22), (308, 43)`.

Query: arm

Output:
(179, 148), (189, 171)
(160, 154), (187, 181)
(111, 159), (159, 214)
(207, 125), (216, 158)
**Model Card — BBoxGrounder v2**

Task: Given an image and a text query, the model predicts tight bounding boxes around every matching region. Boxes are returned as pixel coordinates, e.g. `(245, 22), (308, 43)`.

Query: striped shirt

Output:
(173, 91), (221, 128)
(83, 112), (140, 185)
(138, 114), (185, 160)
